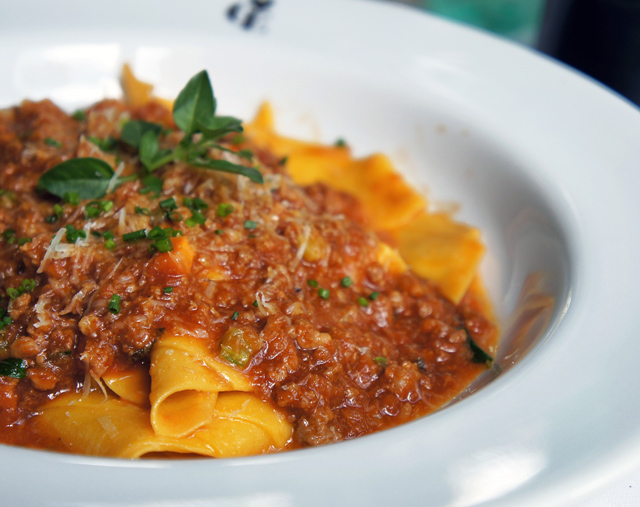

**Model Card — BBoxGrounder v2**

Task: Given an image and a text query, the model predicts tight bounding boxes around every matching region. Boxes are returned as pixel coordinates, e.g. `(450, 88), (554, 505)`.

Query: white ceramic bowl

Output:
(1, 1), (639, 505)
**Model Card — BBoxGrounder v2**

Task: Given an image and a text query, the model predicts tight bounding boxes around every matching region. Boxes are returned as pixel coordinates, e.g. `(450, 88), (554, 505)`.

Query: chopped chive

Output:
(279, 156), (288, 166)
(44, 137), (62, 148)
(108, 294), (121, 314)
(214, 229), (224, 235)
(307, 279), (318, 288)
(3, 230), (15, 244)
(357, 297), (369, 307)
(103, 231), (114, 240)
(154, 237), (173, 253)
(231, 311), (240, 321)
(185, 210), (206, 227)
(216, 203), (234, 217)
(373, 356), (387, 367)
(244, 220), (258, 230)
(253, 300), (259, 307)
(191, 197), (208, 210)
(159, 197), (177, 211)
(65, 224), (86, 243)
(146, 227), (165, 240)
(6, 278), (36, 300)
(163, 287), (174, 294)
(17, 237), (32, 246)
(369, 291), (379, 301)
(340, 276), (353, 288)
(318, 288), (330, 300)
(166, 211), (183, 222)
(84, 200), (111, 219)
(122, 229), (147, 242)
(63, 192), (80, 206)
(91, 231), (102, 238)
(104, 238), (116, 250)
(334, 138), (347, 148)
(135, 206), (150, 216)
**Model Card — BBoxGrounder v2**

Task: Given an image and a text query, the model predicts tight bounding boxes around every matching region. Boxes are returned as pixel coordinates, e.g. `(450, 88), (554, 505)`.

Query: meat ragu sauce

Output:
(0, 85), (497, 454)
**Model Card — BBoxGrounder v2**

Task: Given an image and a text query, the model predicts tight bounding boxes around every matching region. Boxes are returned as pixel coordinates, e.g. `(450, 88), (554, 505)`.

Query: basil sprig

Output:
(37, 70), (262, 202)
(126, 70), (262, 183)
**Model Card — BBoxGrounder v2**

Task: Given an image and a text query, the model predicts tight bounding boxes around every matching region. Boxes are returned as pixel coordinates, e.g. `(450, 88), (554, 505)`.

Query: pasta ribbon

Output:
(102, 363), (150, 407)
(34, 335), (292, 458)
(34, 391), (292, 458)
(149, 334), (253, 438)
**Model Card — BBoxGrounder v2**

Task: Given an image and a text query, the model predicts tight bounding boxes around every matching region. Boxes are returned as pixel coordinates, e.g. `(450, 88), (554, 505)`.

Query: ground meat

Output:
(0, 98), (497, 452)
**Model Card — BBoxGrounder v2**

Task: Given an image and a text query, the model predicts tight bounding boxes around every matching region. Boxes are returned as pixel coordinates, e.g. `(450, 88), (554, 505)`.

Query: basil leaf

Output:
(190, 158), (263, 184)
(199, 116), (243, 140)
(173, 70), (216, 136)
(38, 158), (114, 200)
(0, 358), (27, 379)
(120, 120), (163, 149)
(139, 130), (159, 169)
(141, 135), (174, 173)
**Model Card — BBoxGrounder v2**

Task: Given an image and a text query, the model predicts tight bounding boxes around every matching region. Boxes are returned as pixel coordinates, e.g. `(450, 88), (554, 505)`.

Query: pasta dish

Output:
(0, 68), (497, 457)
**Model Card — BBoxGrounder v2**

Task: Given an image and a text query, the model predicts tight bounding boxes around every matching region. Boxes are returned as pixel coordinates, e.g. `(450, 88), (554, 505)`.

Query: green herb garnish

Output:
(216, 203), (234, 217)
(373, 356), (387, 367)
(0, 358), (26, 379)
(85, 200), (113, 219)
(357, 297), (369, 307)
(163, 287), (174, 294)
(87, 136), (117, 152)
(463, 328), (494, 367)
(65, 224), (86, 243)
(108, 294), (121, 314)
(7, 278), (36, 299)
(122, 71), (263, 183)
(122, 229), (147, 242)
(45, 137), (62, 148)
(159, 198), (177, 211)
(318, 288), (330, 300)
(37, 158), (123, 200)
(340, 276), (353, 288)
(71, 110), (86, 122)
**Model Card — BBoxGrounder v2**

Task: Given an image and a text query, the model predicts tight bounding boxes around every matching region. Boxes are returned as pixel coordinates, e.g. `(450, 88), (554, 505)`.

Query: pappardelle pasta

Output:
(0, 68), (497, 457)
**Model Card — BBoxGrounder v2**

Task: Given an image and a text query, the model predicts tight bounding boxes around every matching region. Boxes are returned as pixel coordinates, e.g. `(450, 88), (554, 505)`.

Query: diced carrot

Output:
(153, 236), (195, 276)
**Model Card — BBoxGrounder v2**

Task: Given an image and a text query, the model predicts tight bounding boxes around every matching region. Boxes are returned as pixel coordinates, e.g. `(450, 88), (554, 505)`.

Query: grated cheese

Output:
(37, 228), (66, 274)
(106, 161), (125, 194)
(292, 224), (311, 270)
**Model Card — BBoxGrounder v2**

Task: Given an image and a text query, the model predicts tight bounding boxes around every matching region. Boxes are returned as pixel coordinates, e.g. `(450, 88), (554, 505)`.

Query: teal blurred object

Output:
(399, 0), (546, 44)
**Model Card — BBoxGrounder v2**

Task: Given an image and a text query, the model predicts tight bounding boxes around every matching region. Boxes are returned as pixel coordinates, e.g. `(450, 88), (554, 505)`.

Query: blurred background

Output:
(389, 0), (640, 106)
